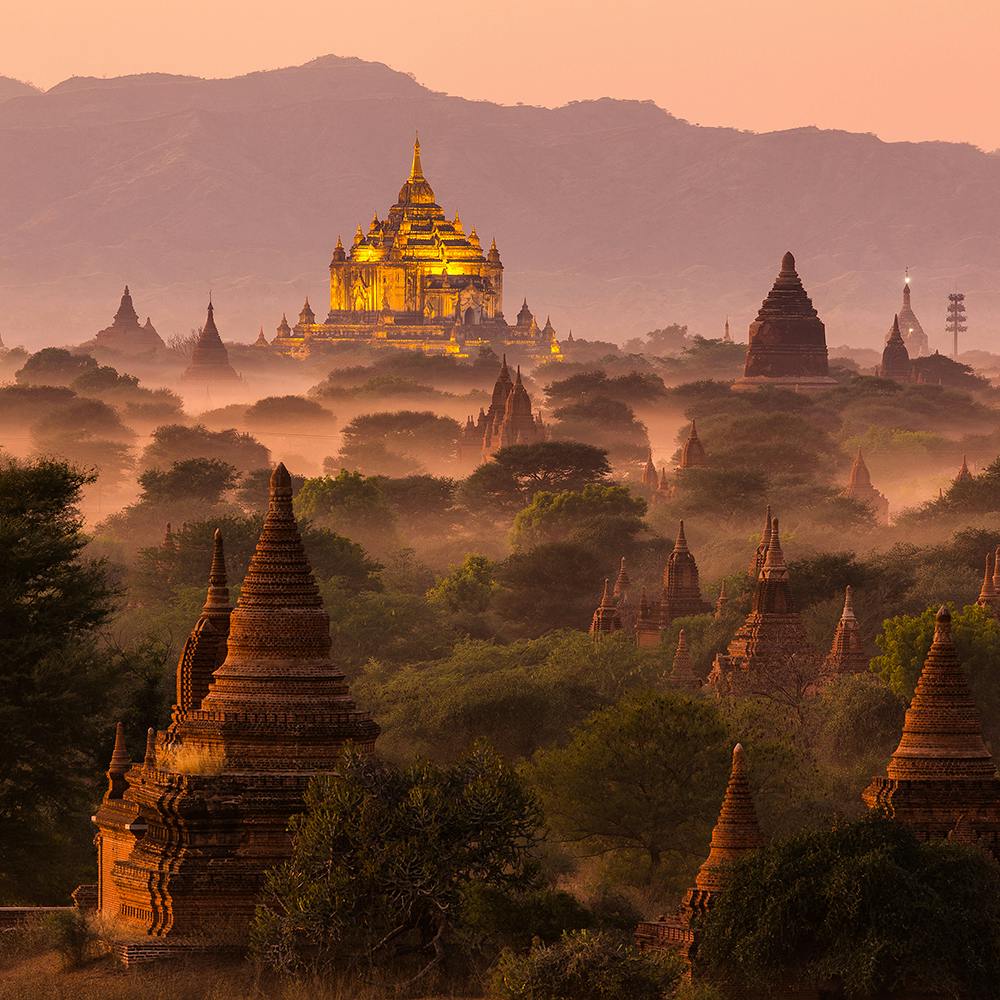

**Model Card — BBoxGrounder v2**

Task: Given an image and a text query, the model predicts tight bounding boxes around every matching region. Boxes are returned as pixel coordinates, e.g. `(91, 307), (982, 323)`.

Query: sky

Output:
(3, 0), (1000, 150)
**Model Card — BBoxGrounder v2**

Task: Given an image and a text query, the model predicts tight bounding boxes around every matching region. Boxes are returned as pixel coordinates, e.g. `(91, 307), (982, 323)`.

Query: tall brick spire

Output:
(824, 585), (867, 675)
(105, 722), (131, 800)
(670, 628), (699, 690)
(750, 504), (772, 577)
(589, 578), (623, 638)
(977, 551), (998, 614)
(660, 521), (710, 626)
(679, 420), (707, 469)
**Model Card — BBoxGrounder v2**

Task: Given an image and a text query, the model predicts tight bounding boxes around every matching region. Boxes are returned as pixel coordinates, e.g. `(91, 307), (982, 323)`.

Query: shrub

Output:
(488, 929), (682, 1000)
(42, 909), (96, 969)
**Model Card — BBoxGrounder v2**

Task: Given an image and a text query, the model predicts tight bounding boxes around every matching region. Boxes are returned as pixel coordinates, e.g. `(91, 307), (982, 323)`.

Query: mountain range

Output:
(0, 55), (998, 352)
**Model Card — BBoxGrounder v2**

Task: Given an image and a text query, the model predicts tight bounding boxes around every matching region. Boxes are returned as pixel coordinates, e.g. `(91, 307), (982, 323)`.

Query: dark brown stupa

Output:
(182, 300), (241, 384)
(90, 285), (166, 357)
(669, 628), (699, 691)
(709, 517), (815, 693)
(659, 521), (711, 626)
(734, 251), (835, 390)
(977, 551), (1000, 617)
(863, 607), (1000, 859)
(636, 744), (764, 961)
(879, 314), (912, 381)
(749, 504), (772, 578)
(93, 464), (379, 955)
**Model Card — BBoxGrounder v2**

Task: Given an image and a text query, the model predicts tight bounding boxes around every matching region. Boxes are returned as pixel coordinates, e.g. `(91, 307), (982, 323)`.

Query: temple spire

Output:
(978, 551), (997, 606)
(670, 628), (699, 690)
(761, 518), (788, 580)
(613, 556), (630, 599)
(410, 133), (424, 181)
(105, 722), (131, 800)
(143, 727), (157, 769)
(674, 520), (689, 553)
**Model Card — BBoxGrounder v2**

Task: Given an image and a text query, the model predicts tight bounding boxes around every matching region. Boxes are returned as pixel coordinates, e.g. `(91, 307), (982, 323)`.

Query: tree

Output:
(243, 394), (336, 430)
(251, 745), (542, 983)
(551, 396), (649, 462)
(234, 466), (306, 512)
(138, 458), (240, 506)
(510, 484), (647, 557)
(490, 930), (683, 1000)
(493, 542), (606, 635)
(544, 371), (668, 407)
(528, 692), (730, 886)
(697, 815), (1000, 999)
(0, 459), (120, 900)
(140, 423), (270, 473)
(0, 385), (77, 434)
(337, 410), (461, 475)
(15, 347), (97, 386)
(460, 442), (611, 511)
(376, 474), (458, 530)
(295, 470), (397, 552)
(872, 603), (1000, 747)
(428, 555), (497, 615)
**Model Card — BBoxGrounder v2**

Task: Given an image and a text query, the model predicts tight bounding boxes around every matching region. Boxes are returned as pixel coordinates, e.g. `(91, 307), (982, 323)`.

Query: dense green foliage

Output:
(698, 815), (1000, 998)
(252, 745), (542, 984)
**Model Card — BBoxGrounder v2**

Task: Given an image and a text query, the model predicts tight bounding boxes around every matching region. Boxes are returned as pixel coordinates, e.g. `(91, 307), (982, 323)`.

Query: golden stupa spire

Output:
(410, 132), (424, 181)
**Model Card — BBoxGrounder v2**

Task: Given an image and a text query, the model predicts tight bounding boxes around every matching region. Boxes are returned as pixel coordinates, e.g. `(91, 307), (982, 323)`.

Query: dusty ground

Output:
(0, 951), (478, 1000)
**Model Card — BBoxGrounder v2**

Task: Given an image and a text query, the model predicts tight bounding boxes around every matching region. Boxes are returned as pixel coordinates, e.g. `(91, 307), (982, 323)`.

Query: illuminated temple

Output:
(272, 137), (562, 362)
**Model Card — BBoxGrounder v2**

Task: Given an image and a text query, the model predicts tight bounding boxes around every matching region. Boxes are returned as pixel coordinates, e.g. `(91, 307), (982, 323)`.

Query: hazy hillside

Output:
(0, 77), (39, 103)
(1, 55), (998, 352)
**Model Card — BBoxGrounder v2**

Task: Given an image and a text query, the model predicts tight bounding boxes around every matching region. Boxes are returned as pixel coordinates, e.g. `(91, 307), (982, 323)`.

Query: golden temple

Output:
(272, 136), (562, 361)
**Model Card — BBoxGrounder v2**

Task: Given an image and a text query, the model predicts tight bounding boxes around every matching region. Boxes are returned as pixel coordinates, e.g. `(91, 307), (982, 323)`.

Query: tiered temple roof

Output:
(734, 251), (835, 390)
(824, 586), (868, 675)
(709, 517), (815, 693)
(465, 357), (545, 459)
(660, 521), (712, 626)
(896, 272), (929, 357)
(844, 449), (889, 525)
(92, 464), (379, 946)
(589, 578), (623, 638)
(636, 744), (764, 962)
(749, 504), (772, 578)
(976, 551), (1000, 617)
(182, 301), (241, 384)
(678, 420), (707, 469)
(91, 285), (166, 356)
(863, 606), (1000, 858)
(669, 629), (699, 690)
(955, 455), (973, 483)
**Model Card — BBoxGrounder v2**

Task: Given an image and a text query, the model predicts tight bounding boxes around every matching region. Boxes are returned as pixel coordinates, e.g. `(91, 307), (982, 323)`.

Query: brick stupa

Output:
(709, 517), (815, 693)
(863, 606), (1000, 858)
(978, 551), (1000, 618)
(589, 578), (623, 638)
(182, 300), (241, 384)
(89, 285), (166, 357)
(844, 449), (889, 525)
(669, 628), (700, 691)
(879, 314), (912, 381)
(92, 465), (379, 957)
(823, 586), (868, 675)
(678, 420), (707, 469)
(733, 251), (835, 391)
(636, 744), (764, 961)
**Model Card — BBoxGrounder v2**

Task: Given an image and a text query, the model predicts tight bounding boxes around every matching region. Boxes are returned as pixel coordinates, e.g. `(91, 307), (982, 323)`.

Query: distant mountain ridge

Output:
(0, 77), (40, 102)
(0, 54), (998, 352)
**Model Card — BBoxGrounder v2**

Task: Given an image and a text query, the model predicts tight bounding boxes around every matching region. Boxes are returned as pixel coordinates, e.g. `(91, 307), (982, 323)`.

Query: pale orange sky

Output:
(3, 0), (999, 149)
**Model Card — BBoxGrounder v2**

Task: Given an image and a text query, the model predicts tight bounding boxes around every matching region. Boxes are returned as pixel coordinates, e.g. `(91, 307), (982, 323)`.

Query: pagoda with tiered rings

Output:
(733, 251), (836, 391)
(863, 606), (1000, 859)
(92, 465), (379, 959)
(272, 136), (562, 363)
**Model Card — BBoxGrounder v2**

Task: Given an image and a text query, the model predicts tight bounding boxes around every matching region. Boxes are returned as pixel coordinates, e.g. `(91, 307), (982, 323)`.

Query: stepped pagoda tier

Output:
(823, 586), (867, 675)
(92, 465), (379, 951)
(641, 450), (658, 490)
(879, 314), (912, 381)
(636, 744), (764, 962)
(271, 137), (561, 363)
(955, 455), (973, 483)
(844, 449), (889, 525)
(89, 285), (165, 357)
(463, 357), (545, 459)
(589, 578), (623, 638)
(733, 251), (835, 391)
(863, 607), (1000, 859)
(709, 517), (816, 694)
(181, 301), (241, 384)
(892, 272), (929, 357)
(660, 521), (712, 626)
(713, 580), (729, 619)
(678, 420), (707, 469)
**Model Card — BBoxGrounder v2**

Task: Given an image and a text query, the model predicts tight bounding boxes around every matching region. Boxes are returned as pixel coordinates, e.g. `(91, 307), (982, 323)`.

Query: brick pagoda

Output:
(182, 300), (241, 384)
(669, 628), (700, 691)
(589, 578), (623, 638)
(844, 449), (889, 525)
(879, 314), (913, 381)
(823, 586), (867, 675)
(709, 517), (816, 693)
(660, 521), (712, 626)
(636, 744), (764, 962)
(862, 606), (1000, 859)
(92, 464), (379, 955)
(734, 252), (836, 391)
(678, 420), (707, 469)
